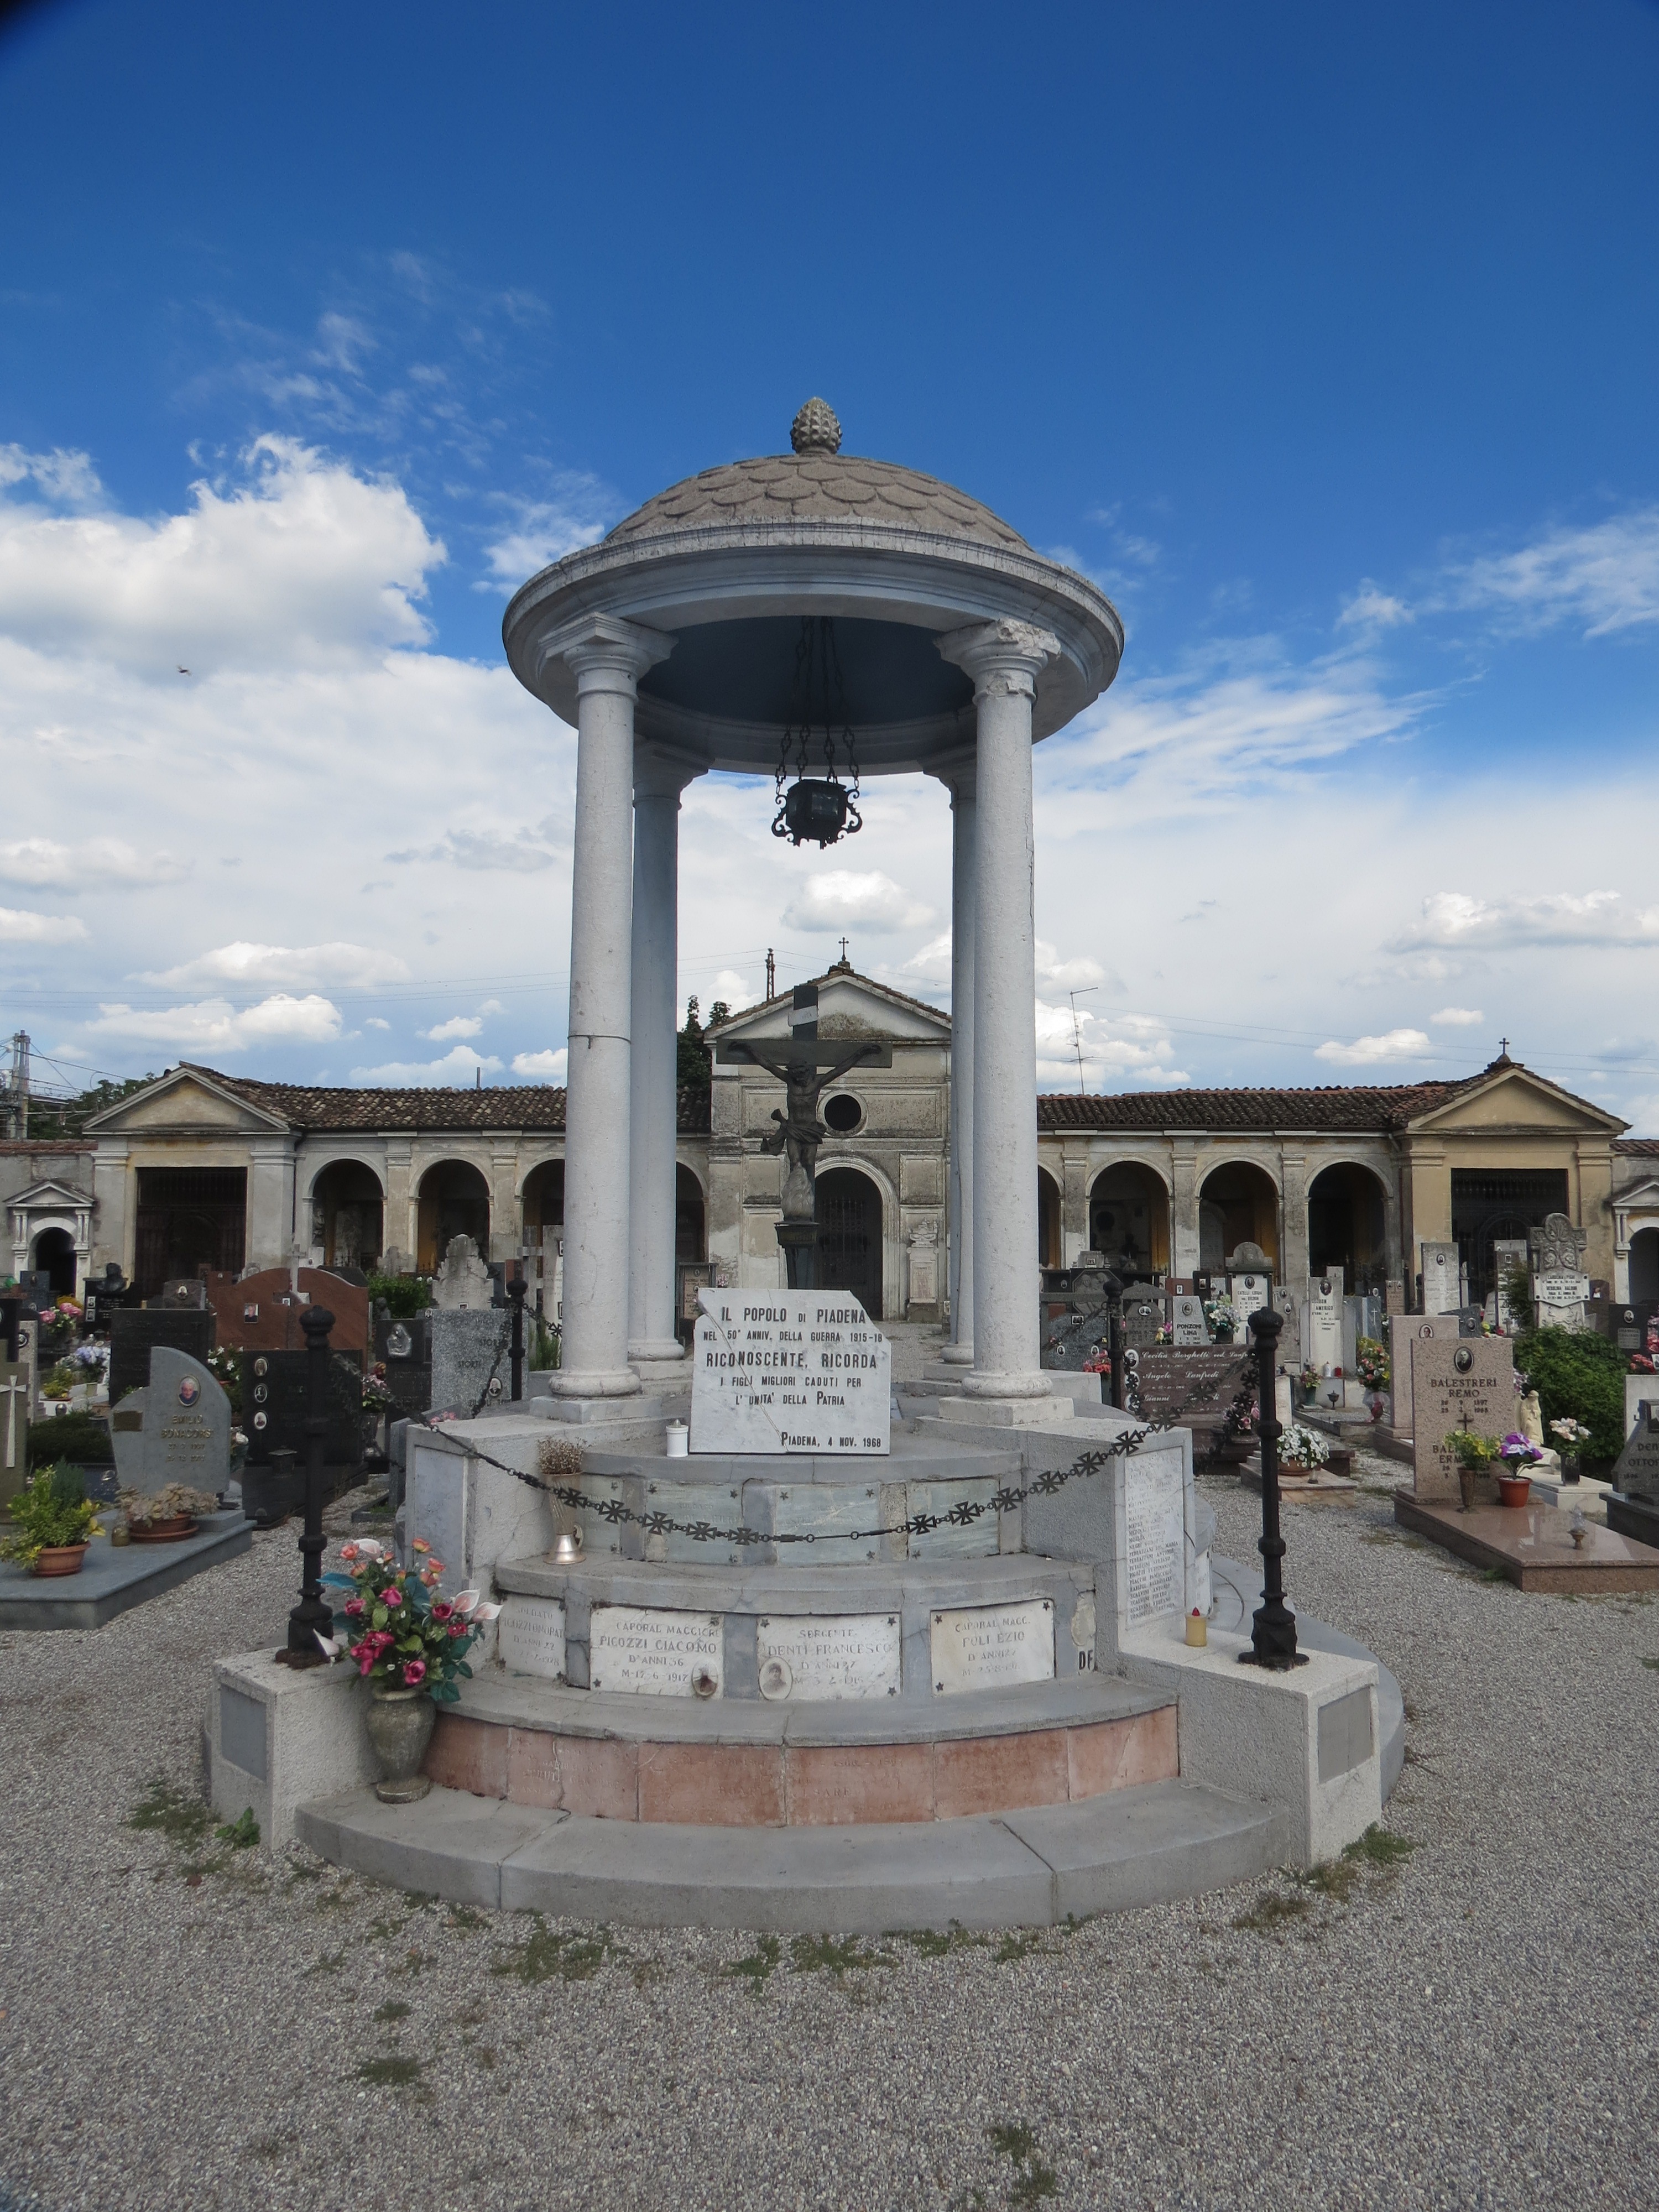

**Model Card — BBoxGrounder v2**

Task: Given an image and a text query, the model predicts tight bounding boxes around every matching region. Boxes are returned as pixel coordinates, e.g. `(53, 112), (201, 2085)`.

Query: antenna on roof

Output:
(765, 948), (776, 999)
(1067, 989), (1097, 1095)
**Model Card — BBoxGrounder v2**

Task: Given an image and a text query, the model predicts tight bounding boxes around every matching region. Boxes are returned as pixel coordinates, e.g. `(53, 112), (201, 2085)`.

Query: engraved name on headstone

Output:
(755, 1613), (901, 1700)
(1123, 1453), (1186, 1623)
(496, 1594), (567, 1681)
(1614, 1402), (1659, 1503)
(1411, 1335), (1516, 1505)
(589, 1605), (723, 1696)
(930, 1598), (1055, 1696)
(691, 1288), (890, 1455)
(1228, 1272), (1271, 1327)
(1420, 1244), (1460, 1317)
(1121, 1297), (1165, 1352)
(1306, 1270), (1344, 1367)
(1170, 1294), (1209, 1348)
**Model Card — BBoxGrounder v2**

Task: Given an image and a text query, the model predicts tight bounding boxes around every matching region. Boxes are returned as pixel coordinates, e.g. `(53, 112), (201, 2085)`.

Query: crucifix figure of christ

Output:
(715, 980), (893, 1290)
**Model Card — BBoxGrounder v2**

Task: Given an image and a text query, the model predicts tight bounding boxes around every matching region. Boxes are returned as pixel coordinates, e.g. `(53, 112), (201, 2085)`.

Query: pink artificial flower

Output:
(447, 1620), (468, 1638)
(430, 1601), (453, 1623)
(420, 1565), (441, 1586)
(340, 1542), (359, 1563)
(314, 1631), (342, 1659)
(411, 1538), (431, 1554)
(343, 1597), (365, 1618)
(355, 1538), (385, 1560)
(452, 1588), (480, 1616)
(382, 1587), (403, 1608)
(471, 1601), (502, 1624)
(401, 1659), (427, 1687)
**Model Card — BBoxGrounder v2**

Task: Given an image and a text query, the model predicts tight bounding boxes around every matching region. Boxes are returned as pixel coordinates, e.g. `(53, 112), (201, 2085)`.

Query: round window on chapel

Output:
(823, 1093), (863, 1135)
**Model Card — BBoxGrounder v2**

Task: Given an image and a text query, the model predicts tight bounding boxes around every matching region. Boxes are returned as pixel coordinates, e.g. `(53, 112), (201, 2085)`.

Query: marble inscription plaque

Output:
(589, 1605), (723, 1697)
(930, 1598), (1055, 1696)
(496, 1595), (567, 1682)
(1124, 1453), (1186, 1623)
(409, 1445), (467, 1595)
(755, 1613), (900, 1700)
(691, 1288), (890, 1455)
(1306, 1274), (1343, 1368)
(1228, 1273), (1271, 1327)
(1170, 1295), (1209, 1347)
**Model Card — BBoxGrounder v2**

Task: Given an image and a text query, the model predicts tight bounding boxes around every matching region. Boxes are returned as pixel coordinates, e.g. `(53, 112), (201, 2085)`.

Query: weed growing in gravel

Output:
(304, 1947), (347, 1978)
(1480, 1566), (1511, 1584)
(1348, 1824), (1417, 1871)
(356, 2055), (424, 2089)
(447, 1905), (487, 1933)
(1232, 1891), (1312, 1934)
(788, 1933), (889, 1977)
(993, 1931), (1054, 1964)
(128, 1780), (211, 1847)
(373, 2000), (411, 2023)
(900, 1928), (988, 1959)
(988, 2121), (1058, 2204)
(490, 1915), (619, 1984)
(723, 1933), (781, 1991)
(215, 1809), (259, 1850)
(1641, 1657), (1659, 1672)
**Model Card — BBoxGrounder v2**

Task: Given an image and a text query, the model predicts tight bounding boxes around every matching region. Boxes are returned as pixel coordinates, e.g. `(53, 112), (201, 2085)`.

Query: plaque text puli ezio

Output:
(691, 1288), (890, 1455)
(755, 1613), (901, 1700)
(930, 1599), (1055, 1696)
(589, 1605), (723, 1697)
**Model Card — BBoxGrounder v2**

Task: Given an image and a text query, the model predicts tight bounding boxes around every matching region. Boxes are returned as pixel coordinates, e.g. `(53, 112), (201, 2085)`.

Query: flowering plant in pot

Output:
(1550, 1416), (1591, 1484)
(317, 1537), (500, 1803)
(1279, 1423), (1330, 1476)
(120, 1483), (219, 1541)
(1496, 1432), (1543, 1507)
(1, 1463), (101, 1574)
(1444, 1427), (1499, 1512)
(1298, 1363), (1321, 1404)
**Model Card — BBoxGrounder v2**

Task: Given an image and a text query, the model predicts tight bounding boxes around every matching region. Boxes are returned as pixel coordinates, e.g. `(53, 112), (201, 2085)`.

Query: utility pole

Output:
(765, 948), (776, 999)
(1066, 990), (1096, 1095)
(7, 1032), (29, 1141)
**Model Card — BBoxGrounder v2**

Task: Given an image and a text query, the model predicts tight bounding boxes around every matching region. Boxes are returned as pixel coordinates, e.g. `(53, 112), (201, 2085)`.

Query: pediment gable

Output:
(8, 1178), (92, 1211)
(713, 971), (950, 1048)
(1407, 1063), (1625, 1139)
(85, 1065), (294, 1138)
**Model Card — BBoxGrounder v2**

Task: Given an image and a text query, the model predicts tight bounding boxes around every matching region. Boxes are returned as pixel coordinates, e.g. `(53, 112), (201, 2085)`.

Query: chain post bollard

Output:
(1102, 1271), (1125, 1411)
(508, 1272), (526, 1402)
(1239, 1306), (1306, 1670)
(278, 1305), (336, 1667)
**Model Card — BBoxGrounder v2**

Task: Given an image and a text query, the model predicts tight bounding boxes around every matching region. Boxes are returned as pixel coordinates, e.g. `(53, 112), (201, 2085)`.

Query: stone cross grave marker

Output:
(0, 1358), (27, 1510)
(691, 1287), (890, 1454)
(432, 1234), (495, 1312)
(1411, 1334), (1517, 1506)
(109, 1347), (231, 1496)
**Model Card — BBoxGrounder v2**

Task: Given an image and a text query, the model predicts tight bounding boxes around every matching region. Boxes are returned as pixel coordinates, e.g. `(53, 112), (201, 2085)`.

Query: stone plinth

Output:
(1394, 1490), (1659, 1592)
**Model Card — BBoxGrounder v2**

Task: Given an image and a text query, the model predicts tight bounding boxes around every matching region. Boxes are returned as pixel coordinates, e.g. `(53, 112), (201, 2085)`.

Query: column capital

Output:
(936, 618), (1060, 700)
(633, 736), (706, 802)
(927, 744), (977, 801)
(544, 613), (675, 696)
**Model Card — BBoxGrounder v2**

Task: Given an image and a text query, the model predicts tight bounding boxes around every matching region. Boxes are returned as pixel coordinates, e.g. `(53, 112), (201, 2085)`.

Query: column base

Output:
(957, 1369), (1053, 1401)
(548, 1368), (642, 1401)
(936, 1393), (1076, 1428)
(938, 1343), (974, 1366)
(535, 1393), (665, 1427)
(628, 1338), (691, 1368)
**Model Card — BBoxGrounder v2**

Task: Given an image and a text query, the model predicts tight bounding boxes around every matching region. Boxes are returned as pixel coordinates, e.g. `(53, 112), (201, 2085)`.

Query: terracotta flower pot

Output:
(33, 1543), (89, 1577)
(129, 1516), (197, 1543)
(1496, 1473), (1532, 1509)
(366, 1683), (436, 1803)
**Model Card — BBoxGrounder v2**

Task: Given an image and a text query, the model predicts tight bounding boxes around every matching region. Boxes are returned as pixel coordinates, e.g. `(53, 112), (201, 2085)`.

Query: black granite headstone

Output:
(1613, 1401), (1659, 1503)
(242, 1348), (364, 1472)
(109, 1307), (214, 1407)
(373, 1313), (432, 1421)
(1042, 1301), (1112, 1371)
(1125, 1345), (1249, 1428)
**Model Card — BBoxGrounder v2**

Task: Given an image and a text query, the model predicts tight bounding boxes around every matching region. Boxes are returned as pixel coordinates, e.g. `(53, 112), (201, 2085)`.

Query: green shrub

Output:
(1, 1463), (100, 1565)
(27, 1412), (113, 1468)
(368, 1272), (434, 1318)
(1512, 1327), (1626, 1461)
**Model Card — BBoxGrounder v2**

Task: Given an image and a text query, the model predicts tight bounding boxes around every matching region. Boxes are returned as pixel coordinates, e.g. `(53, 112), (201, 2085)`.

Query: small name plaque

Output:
(930, 1598), (1054, 1697)
(755, 1613), (901, 1700)
(589, 1605), (723, 1697)
(691, 1289), (890, 1455)
(496, 1595), (566, 1682)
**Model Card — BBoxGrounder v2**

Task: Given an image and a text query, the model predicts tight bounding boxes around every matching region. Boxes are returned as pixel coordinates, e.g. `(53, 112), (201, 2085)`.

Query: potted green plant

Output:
(1, 1463), (102, 1575)
(120, 1483), (219, 1542)
(1298, 1363), (1321, 1405)
(1444, 1427), (1499, 1513)
(317, 1537), (500, 1802)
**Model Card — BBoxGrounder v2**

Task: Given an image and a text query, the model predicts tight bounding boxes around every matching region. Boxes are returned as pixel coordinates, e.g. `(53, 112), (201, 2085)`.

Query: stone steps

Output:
(295, 1776), (1285, 1931)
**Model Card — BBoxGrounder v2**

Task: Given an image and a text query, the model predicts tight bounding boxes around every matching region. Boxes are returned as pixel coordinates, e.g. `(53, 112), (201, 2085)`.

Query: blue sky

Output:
(2, 0), (1657, 1116)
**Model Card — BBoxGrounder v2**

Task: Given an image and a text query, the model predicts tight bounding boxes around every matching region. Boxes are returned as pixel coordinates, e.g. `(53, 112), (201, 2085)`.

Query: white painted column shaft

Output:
(942, 770), (975, 1364)
(939, 620), (1059, 1400)
(551, 620), (671, 1400)
(628, 750), (700, 1371)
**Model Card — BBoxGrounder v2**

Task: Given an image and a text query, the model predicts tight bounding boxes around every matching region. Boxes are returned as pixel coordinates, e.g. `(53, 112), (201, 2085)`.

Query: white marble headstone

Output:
(589, 1605), (723, 1696)
(497, 1595), (567, 1681)
(1123, 1453), (1186, 1624)
(1306, 1271), (1343, 1369)
(755, 1613), (900, 1700)
(930, 1599), (1054, 1695)
(691, 1288), (890, 1455)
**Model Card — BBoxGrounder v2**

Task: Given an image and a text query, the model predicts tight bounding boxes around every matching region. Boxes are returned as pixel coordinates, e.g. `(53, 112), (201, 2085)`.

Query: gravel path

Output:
(2, 1451), (1656, 2212)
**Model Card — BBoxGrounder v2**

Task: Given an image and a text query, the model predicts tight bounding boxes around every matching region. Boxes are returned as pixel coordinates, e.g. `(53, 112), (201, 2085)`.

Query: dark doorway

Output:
(1308, 1164), (1387, 1291)
(817, 1167), (883, 1318)
(416, 1160), (491, 1273)
(1633, 1228), (1659, 1307)
(1037, 1170), (1061, 1267)
(310, 1160), (384, 1270)
(31, 1228), (77, 1301)
(134, 1167), (247, 1298)
(676, 1164), (706, 1261)
(1450, 1169), (1569, 1304)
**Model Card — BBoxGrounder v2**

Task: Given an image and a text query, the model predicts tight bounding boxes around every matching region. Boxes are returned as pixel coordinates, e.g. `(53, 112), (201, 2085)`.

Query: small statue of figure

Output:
(1520, 1389), (1546, 1449)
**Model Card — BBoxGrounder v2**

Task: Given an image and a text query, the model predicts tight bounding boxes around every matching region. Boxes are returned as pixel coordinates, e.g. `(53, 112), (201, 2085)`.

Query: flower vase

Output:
(1496, 1465), (1532, 1509)
(1457, 1465), (1479, 1514)
(1561, 1453), (1580, 1486)
(366, 1684), (435, 1803)
(32, 1542), (88, 1577)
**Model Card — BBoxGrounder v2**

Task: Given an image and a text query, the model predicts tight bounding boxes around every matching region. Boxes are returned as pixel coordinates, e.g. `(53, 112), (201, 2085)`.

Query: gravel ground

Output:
(3, 1449), (1657, 2212)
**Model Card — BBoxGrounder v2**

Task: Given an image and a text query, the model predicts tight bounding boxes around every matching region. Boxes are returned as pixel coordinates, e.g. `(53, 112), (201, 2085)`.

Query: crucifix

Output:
(1, 1368), (25, 1472)
(716, 980), (891, 1290)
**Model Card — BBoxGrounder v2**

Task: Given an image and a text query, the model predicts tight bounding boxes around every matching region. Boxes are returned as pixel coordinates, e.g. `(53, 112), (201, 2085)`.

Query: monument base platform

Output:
(1394, 1491), (1659, 1592)
(1607, 1491), (1659, 1549)
(936, 1393), (1077, 1428)
(0, 1511), (250, 1632)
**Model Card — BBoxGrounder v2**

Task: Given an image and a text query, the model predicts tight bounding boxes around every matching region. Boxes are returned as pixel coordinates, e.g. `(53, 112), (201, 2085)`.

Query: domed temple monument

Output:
(208, 406), (1400, 1927)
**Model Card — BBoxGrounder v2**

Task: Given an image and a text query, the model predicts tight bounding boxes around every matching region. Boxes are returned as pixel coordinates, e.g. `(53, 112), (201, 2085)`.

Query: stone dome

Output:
(605, 449), (1031, 554)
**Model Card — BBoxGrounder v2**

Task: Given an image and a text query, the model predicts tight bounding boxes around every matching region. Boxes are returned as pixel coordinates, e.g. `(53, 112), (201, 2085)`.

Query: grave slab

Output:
(1392, 1491), (1659, 1592)
(0, 1510), (250, 1631)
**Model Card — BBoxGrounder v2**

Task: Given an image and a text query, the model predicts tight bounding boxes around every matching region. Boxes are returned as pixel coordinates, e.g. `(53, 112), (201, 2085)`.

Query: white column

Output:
(628, 744), (702, 1373)
(940, 763), (975, 1365)
(549, 616), (673, 1400)
(938, 619), (1058, 1400)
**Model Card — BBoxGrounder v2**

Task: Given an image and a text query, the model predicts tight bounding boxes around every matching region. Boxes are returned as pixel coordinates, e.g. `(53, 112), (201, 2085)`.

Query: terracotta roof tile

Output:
(1036, 1082), (1468, 1135)
(186, 1065), (713, 1138)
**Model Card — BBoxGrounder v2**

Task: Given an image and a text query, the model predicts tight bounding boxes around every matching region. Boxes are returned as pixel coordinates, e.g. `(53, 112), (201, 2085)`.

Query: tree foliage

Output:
(1512, 1326), (1627, 1463)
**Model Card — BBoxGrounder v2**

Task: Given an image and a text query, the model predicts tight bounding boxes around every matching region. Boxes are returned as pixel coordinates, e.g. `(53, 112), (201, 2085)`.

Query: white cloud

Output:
(0, 443), (104, 509)
(85, 993), (343, 1050)
(780, 869), (934, 933)
(511, 1047), (567, 1081)
(425, 1014), (482, 1040)
(1035, 940), (1112, 992)
(477, 485), (608, 590)
(141, 940), (411, 988)
(0, 905), (87, 944)
(478, 998), (505, 1017)
(1338, 581), (1413, 630)
(1314, 1029), (1432, 1066)
(387, 823), (562, 872)
(1035, 1000), (1186, 1089)
(1431, 1006), (1485, 1027)
(1448, 507), (1659, 639)
(1391, 891), (1659, 953)
(364, 1016), (392, 1030)
(0, 836), (189, 890)
(711, 970), (760, 1010)
(901, 932), (953, 984)
(348, 1045), (503, 1086)
(0, 434), (444, 675)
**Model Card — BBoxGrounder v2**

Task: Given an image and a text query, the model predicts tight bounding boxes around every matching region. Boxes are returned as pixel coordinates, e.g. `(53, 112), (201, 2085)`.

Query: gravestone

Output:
(1306, 1269), (1344, 1369)
(242, 1348), (364, 1474)
(1389, 1313), (1457, 1432)
(0, 1357), (27, 1509)
(1531, 1213), (1589, 1332)
(1411, 1334), (1516, 1506)
(206, 1266), (370, 1357)
(375, 1311), (434, 1420)
(1613, 1402), (1659, 1502)
(1122, 1451), (1186, 1625)
(1169, 1293), (1209, 1348)
(755, 1614), (901, 1700)
(1493, 1239), (1530, 1332)
(429, 1307), (509, 1416)
(930, 1598), (1053, 1695)
(1420, 1244), (1460, 1316)
(1228, 1271), (1271, 1328)
(109, 1348), (231, 1496)
(432, 1235), (494, 1312)
(1043, 1302), (1111, 1371)
(159, 1278), (208, 1309)
(691, 1287), (890, 1455)
(1121, 1295), (1165, 1352)
(589, 1605), (723, 1696)
(1124, 1346), (1248, 1435)
(109, 1307), (214, 1409)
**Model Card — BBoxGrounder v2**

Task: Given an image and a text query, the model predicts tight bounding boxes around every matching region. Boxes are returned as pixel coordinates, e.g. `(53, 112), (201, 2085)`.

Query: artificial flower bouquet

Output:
(1279, 1423), (1330, 1471)
(1498, 1431), (1544, 1471)
(318, 1537), (499, 1700)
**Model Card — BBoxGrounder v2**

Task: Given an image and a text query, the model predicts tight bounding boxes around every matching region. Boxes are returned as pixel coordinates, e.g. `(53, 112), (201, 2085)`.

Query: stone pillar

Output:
(628, 744), (703, 1376)
(940, 761), (975, 1364)
(938, 619), (1058, 1402)
(1170, 1139), (1200, 1280)
(548, 616), (674, 1401)
(1279, 1148), (1310, 1288)
(91, 1140), (130, 1276)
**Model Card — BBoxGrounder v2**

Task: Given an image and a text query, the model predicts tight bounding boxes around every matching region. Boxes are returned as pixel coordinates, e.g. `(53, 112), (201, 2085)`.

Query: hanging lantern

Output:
(772, 615), (863, 848)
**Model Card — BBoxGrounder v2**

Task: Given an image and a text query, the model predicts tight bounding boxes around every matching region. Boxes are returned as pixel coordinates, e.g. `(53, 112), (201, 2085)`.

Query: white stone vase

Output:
(366, 1684), (435, 1803)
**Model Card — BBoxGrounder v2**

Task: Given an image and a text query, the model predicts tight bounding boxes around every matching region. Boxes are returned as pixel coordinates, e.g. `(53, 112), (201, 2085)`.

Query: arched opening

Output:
(1632, 1228), (1659, 1306)
(134, 1166), (246, 1299)
(1307, 1162), (1387, 1292)
(817, 1166), (883, 1318)
(522, 1159), (565, 1250)
(676, 1164), (706, 1261)
(30, 1227), (78, 1301)
(1037, 1168), (1062, 1269)
(310, 1160), (384, 1271)
(1088, 1164), (1170, 1281)
(1198, 1161), (1278, 1275)
(416, 1160), (491, 1275)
